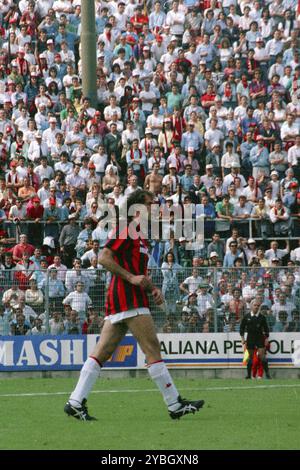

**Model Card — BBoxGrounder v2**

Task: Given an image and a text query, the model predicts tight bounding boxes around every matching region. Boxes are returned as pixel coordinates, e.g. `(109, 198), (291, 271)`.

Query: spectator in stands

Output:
(65, 258), (90, 294)
(59, 213), (80, 267)
(0, 0), (298, 336)
(27, 317), (47, 335)
(161, 251), (183, 315)
(49, 311), (65, 335)
(25, 278), (44, 311)
(64, 309), (81, 335)
(12, 233), (35, 263)
(62, 279), (92, 324)
(10, 312), (31, 336)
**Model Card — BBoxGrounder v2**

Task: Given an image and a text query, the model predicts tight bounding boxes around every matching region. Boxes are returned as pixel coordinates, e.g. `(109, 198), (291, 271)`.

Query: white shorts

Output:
(105, 307), (151, 325)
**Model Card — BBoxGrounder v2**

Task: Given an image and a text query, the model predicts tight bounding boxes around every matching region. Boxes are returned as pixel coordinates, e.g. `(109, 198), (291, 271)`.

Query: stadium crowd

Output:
(0, 0), (300, 336)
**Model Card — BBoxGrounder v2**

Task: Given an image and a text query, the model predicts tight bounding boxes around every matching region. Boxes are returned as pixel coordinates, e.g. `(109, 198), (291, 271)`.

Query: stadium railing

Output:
(2, 216), (300, 244)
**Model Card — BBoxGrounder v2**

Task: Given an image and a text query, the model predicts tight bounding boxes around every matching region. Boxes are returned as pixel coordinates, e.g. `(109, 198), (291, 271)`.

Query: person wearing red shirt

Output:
(20, 1), (39, 38)
(130, 5), (148, 35)
(174, 50), (192, 76)
(12, 233), (35, 263)
(14, 251), (35, 291)
(15, 48), (30, 78)
(26, 196), (44, 246)
(201, 84), (217, 110)
(171, 107), (186, 142)
(86, 111), (109, 138)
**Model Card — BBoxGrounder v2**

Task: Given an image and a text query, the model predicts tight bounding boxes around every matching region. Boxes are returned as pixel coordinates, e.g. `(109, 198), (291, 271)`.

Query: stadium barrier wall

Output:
(4, 217), (300, 244)
(1, 333), (299, 372)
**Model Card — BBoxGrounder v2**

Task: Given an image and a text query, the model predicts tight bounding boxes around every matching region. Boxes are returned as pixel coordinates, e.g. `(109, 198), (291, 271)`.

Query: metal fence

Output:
(2, 216), (300, 245)
(1, 267), (299, 336)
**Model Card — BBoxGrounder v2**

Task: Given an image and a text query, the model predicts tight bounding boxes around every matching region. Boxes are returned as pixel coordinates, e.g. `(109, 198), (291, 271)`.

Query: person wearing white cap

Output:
(162, 163), (180, 193)
(44, 38), (55, 67)
(200, 164), (214, 190)
(27, 131), (49, 163)
(209, 251), (219, 267)
(223, 163), (247, 194)
(42, 116), (60, 148)
(244, 238), (257, 264)
(206, 141), (222, 176)
(139, 128), (157, 157)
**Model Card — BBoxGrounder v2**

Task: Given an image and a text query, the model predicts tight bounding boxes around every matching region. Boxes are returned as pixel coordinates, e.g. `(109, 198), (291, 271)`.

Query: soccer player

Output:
(64, 190), (204, 420)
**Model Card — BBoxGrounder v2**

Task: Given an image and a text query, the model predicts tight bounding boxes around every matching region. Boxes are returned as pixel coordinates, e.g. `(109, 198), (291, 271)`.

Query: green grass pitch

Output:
(0, 377), (299, 450)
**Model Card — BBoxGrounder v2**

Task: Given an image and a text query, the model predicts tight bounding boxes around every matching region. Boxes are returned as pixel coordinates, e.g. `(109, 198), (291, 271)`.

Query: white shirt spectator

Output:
(166, 10), (185, 35)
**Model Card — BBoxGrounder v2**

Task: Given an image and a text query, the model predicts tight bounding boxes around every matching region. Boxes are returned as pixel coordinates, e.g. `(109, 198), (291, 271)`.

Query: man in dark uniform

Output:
(240, 299), (271, 379)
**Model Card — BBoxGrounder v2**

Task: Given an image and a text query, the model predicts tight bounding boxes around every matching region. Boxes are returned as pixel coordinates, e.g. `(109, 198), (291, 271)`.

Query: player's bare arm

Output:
(99, 247), (163, 304)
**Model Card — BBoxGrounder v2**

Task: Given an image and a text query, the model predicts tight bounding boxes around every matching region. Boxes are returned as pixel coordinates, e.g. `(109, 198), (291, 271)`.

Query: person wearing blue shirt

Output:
(76, 220), (94, 257)
(0, 207), (7, 231)
(40, 22), (58, 40)
(181, 122), (204, 155)
(31, 259), (49, 289)
(240, 107), (259, 135)
(95, 7), (109, 35)
(60, 200), (71, 221)
(240, 131), (256, 178)
(196, 34), (216, 68)
(113, 37), (133, 61)
(283, 184), (298, 209)
(223, 241), (242, 268)
(56, 24), (79, 52)
(149, 2), (166, 32)
(43, 205), (61, 241)
(43, 268), (65, 300)
(121, 28), (139, 45)
(201, 194), (216, 238)
(180, 165), (194, 193)
(249, 136), (270, 178)
(68, 5), (82, 33)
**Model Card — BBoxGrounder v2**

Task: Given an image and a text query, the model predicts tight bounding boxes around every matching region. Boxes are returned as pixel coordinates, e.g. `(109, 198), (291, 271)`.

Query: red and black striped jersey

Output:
(104, 226), (150, 315)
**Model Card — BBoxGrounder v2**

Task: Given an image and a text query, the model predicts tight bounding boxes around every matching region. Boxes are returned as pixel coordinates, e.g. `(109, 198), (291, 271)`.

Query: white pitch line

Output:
(1, 383), (300, 398)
